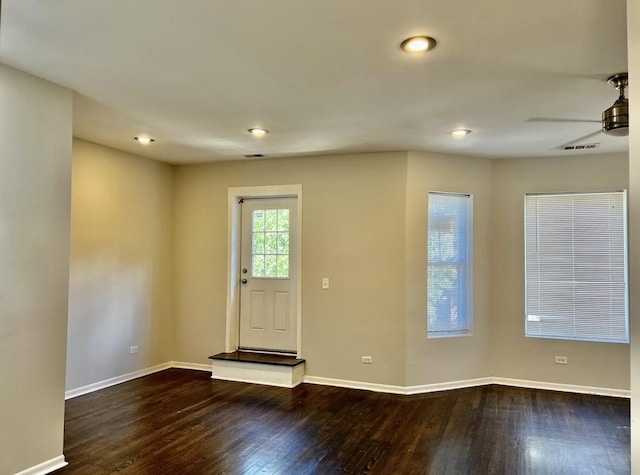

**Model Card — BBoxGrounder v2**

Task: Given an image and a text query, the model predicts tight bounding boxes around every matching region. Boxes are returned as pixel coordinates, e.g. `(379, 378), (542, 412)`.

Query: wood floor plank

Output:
(57, 369), (630, 474)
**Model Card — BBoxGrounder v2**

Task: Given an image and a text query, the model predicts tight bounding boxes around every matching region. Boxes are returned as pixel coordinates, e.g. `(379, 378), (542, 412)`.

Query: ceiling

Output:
(0, 0), (629, 164)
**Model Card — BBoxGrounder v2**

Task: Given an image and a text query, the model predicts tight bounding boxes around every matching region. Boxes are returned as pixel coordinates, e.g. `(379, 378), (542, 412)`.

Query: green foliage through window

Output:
(427, 193), (472, 337)
(252, 209), (290, 278)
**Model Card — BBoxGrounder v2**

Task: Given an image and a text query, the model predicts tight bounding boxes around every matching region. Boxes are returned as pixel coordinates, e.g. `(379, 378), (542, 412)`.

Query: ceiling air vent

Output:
(563, 143), (600, 151)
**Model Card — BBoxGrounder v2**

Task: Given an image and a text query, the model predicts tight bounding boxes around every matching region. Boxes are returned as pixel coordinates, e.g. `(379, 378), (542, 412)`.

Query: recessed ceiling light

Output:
(134, 136), (155, 144)
(450, 129), (472, 136)
(248, 128), (269, 138)
(400, 36), (437, 53)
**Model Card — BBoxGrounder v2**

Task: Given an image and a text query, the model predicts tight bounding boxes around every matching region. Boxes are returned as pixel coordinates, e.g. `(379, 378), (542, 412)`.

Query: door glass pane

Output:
(277, 255), (289, 278)
(251, 208), (290, 278)
(252, 255), (265, 277)
(265, 232), (277, 254)
(265, 255), (277, 276)
(253, 232), (265, 254)
(253, 210), (265, 232)
(277, 233), (289, 254)
(278, 209), (290, 231)
(265, 209), (278, 231)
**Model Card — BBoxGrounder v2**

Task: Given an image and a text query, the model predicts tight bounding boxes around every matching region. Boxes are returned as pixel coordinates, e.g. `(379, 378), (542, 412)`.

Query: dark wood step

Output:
(209, 351), (305, 367)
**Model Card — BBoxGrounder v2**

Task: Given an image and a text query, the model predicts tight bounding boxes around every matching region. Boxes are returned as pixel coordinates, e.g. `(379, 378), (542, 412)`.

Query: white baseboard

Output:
(492, 377), (631, 398)
(65, 362), (172, 400)
(13, 455), (67, 475)
(303, 375), (493, 395)
(64, 361), (630, 400)
(405, 377), (494, 395)
(303, 375), (406, 394)
(171, 361), (211, 372)
(304, 375), (628, 398)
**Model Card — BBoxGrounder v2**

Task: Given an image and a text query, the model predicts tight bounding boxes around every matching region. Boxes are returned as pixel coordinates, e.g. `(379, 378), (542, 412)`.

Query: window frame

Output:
(523, 190), (629, 344)
(427, 191), (474, 339)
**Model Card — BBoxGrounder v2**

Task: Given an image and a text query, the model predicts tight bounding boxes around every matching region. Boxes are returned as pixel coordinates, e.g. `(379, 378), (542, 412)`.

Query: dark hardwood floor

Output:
(57, 369), (630, 474)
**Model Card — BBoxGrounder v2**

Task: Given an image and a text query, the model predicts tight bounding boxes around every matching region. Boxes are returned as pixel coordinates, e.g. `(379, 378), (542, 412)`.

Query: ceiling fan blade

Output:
(527, 117), (601, 124)
(559, 129), (603, 148)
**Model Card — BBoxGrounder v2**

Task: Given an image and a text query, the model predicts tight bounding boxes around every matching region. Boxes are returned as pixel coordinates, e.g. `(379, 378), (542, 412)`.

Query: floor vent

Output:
(563, 143), (600, 151)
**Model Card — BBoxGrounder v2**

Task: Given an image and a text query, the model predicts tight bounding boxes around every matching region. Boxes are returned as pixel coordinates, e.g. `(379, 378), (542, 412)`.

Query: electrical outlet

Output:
(322, 277), (330, 290)
(554, 355), (567, 365)
(361, 356), (372, 364)
(129, 346), (138, 354)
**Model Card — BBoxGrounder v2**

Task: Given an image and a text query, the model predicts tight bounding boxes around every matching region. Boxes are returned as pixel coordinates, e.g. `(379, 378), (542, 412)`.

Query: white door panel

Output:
(239, 197), (298, 352)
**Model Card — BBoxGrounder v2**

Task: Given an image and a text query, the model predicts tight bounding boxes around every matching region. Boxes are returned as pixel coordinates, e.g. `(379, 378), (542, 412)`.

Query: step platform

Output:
(209, 351), (305, 388)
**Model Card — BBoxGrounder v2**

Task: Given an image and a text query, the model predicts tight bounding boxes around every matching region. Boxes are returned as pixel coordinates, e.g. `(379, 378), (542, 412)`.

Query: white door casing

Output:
(225, 185), (302, 357)
(239, 197), (298, 352)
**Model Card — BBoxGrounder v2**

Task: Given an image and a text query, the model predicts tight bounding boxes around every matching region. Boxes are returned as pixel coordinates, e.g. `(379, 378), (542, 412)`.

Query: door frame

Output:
(225, 185), (303, 358)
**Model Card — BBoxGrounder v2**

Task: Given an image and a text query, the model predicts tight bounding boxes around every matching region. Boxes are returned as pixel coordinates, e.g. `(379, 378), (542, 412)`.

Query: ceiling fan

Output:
(528, 72), (629, 147)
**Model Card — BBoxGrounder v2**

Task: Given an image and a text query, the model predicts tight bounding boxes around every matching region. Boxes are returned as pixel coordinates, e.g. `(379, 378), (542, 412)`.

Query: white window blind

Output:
(524, 191), (628, 343)
(427, 192), (473, 337)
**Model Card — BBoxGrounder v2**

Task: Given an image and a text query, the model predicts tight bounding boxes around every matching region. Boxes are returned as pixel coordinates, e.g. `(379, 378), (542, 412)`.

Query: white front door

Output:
(239, 197), (298, 353)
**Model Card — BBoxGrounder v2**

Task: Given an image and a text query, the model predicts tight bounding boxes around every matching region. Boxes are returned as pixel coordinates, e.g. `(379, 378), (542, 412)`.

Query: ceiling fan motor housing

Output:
(602, 73), (629, 136)
(603, 97), (629, 136)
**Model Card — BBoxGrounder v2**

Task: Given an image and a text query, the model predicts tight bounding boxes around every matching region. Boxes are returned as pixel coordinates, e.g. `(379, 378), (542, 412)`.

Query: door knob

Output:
(241, 279), (248, 284)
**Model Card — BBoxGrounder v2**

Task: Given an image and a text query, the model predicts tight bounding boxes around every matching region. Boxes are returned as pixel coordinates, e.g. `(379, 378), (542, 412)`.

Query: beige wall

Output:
(0, 65), (72, 474)
(66, 139), (174, 391)
(491, 153), (630, 390)
(404, 151), (493, 386)
(173, 153), (408, 385)
(627, 0), (639, 467)
(173, 150), (630, 392)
